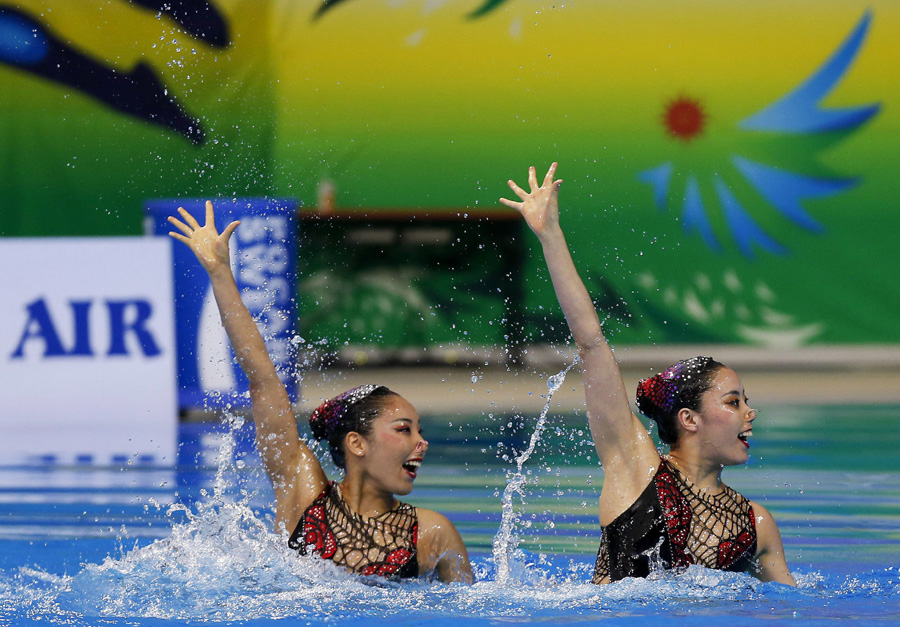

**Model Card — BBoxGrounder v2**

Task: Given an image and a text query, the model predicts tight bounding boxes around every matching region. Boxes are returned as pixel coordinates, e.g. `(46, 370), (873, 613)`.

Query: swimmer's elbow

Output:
(437, 553), (473, 584)
(456, 568), (474, 585)
(778, 571), (798, 587)
(576, 334), (607, 355)
(753, 559), (797, 587)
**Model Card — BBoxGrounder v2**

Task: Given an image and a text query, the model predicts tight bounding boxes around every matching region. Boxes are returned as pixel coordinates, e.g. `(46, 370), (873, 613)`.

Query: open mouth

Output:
(402, 459), (422, 477)
(738, 429), (753, 449)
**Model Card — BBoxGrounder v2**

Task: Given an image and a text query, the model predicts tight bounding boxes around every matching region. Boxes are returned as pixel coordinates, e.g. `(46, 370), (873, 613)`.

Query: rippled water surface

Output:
(1, 403), (898, 626)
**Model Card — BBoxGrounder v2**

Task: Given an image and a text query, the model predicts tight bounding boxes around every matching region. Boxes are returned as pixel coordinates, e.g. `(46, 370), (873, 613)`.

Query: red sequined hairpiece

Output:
(639, 357), (712, 415)
(309, 384), (381, 438)
(638, 375), (678, 414)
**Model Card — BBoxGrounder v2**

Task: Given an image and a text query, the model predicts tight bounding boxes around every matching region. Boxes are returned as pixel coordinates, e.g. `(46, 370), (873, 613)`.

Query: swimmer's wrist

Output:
(206, 263), (236, 282)
(537, 227), (566, 247)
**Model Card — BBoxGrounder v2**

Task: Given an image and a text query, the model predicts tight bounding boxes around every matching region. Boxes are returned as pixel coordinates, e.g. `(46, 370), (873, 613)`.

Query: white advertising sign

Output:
(0, 238), (177, 465)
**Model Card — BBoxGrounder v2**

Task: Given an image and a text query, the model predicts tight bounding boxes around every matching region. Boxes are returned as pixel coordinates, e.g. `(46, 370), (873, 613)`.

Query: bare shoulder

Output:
(749, 501), (779, 536)
(749, 500), (796, 586)
(415, 507), (473, 584)
(749, 500), (785, 555)
(416, 508), (460, 544)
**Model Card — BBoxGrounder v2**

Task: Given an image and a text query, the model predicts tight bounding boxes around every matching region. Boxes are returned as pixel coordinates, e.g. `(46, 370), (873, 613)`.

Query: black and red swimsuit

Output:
(593, 459), (757, 583)
(289, 482), (419, 579)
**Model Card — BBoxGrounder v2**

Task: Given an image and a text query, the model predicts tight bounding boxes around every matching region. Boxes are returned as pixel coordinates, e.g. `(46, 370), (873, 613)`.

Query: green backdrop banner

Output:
(2, 1), (898, 349)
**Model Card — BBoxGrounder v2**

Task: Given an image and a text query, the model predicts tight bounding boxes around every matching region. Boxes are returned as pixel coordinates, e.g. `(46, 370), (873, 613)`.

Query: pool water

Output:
(1, 399), (898, 626)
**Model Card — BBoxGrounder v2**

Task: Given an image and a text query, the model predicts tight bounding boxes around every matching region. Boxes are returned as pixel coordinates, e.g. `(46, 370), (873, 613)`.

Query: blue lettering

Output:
(107, 300), (161, 357)
(11, 298), (163, 359)
(69, 300), (94, 356)
(11, 298), (66, 357)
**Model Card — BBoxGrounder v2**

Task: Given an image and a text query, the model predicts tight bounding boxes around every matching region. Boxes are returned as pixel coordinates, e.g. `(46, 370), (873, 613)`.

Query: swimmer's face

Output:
(356, 396), (428, 496)
(696, 368), (756, 466)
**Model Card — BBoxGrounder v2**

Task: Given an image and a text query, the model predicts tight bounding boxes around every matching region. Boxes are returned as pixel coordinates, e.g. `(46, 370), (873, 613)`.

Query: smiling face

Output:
(694, 367), (757, 467)
(355, 396), (428, 496)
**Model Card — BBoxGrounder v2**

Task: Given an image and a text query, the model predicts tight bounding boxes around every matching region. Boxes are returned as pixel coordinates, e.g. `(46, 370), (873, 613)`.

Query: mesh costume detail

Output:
(289, 482), (419, 579)
(593, 459), (757, 583)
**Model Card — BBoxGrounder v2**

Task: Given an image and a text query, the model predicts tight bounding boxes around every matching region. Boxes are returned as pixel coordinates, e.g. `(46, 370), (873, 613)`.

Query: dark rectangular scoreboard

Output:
(298, 208), (524, 366)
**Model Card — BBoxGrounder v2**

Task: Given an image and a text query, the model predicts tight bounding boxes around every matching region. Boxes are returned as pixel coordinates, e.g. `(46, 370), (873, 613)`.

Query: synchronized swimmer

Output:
(500, 163), (795, 585)
(169, 202), (472, 583)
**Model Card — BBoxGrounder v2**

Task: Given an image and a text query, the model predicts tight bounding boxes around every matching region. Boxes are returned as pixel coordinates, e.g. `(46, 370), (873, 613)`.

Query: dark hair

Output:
(635, 356), (725, 445)
(308, 385), (399, 469)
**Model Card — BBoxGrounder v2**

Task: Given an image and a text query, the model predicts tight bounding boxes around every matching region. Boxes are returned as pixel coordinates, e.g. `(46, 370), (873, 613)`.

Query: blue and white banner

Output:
(0, 237), (177, 465)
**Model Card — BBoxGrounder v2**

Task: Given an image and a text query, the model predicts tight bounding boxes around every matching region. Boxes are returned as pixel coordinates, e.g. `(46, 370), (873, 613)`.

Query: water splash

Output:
(33, 424), (370, 621)
(642, 535), (668, 579)
(6, 557), (896, 624)
(2, 404), (897, 623)
(492, 361), (578, 585)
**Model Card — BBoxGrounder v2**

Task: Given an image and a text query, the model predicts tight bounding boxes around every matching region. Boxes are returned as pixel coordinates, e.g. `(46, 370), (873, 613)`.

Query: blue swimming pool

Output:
(1, 400), (898, 626)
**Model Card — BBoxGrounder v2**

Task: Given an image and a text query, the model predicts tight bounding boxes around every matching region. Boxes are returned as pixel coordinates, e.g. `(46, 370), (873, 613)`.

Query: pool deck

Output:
(291, 346), (900, 417)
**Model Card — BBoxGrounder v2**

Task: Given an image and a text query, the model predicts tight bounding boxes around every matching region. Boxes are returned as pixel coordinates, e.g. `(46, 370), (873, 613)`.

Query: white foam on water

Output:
(2, 407), (897, 623)
(2, 511), (896, 623)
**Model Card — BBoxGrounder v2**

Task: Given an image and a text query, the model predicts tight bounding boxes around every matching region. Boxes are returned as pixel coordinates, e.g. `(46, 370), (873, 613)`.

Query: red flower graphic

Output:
(663, 97), (706, 142)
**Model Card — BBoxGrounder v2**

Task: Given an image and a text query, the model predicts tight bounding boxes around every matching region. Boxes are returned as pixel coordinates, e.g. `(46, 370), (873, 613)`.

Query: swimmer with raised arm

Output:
(500, 164), (795, 585)
(168, 202), (472, 583)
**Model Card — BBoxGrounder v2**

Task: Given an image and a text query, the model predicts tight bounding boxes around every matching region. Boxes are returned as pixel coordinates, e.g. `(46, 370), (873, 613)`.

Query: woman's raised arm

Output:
(501, 165), (659, 499)
(168, 201), (327, 532)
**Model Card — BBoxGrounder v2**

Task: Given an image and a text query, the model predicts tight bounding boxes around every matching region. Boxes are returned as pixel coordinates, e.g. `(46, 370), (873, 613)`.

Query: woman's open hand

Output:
(167, 200), (240, 274)
(499, 162), (562, 240)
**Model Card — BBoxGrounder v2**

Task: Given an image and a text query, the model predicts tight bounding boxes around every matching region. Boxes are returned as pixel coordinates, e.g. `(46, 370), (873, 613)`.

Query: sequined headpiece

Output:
(637, 356), (716, 417)
(309, 384), (385, 441)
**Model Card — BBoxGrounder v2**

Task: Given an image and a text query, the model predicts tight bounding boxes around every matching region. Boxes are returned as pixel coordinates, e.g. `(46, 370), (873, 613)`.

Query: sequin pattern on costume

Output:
(593, 459), (757, 583)
(659, 459), (757, 570)
(289, 483), (419, 579)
